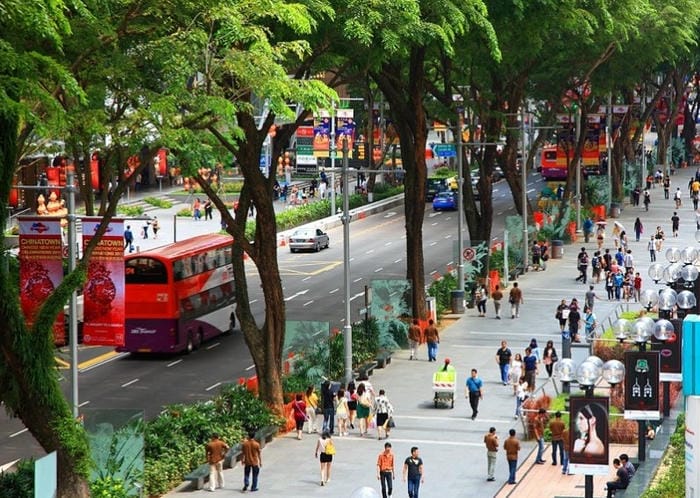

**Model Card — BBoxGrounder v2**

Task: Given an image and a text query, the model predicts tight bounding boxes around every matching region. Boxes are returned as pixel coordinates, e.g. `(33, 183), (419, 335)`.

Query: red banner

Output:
(82, 218), (125, 346)
(19, 217), (65, 344)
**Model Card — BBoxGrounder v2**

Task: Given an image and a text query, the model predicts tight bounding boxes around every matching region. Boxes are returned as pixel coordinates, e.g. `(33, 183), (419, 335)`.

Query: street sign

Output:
(433, 144), (456, 158)
(463, 247), (475, 262)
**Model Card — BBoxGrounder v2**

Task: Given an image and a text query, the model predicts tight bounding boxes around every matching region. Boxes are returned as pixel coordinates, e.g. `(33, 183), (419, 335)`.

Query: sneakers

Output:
(242, 485), (248, 491)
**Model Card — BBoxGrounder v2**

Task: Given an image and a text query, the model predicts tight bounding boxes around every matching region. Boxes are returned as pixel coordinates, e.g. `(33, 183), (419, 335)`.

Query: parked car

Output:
(288, 227), (330, 253)
(432, 191), (457, 211)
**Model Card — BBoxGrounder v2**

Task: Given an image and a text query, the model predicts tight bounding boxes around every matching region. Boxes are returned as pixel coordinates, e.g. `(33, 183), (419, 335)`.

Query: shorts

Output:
(295, 419), (305, 431)
(376, 413), (389, 428)
(347, 400), (357, 411)
(320, 453), (333, 463)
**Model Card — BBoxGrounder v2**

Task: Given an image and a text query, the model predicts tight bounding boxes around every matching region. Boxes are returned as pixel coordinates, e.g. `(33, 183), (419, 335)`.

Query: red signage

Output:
(18, 217), (65, 344)
(82, 218), (125, 347)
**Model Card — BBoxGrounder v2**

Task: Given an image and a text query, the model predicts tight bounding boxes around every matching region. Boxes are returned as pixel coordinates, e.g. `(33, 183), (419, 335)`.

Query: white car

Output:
(288, 228), (330, 253)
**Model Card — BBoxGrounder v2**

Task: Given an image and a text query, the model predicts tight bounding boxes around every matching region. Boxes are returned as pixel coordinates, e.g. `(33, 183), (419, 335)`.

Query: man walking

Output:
(321, 380), (336, 434)
(509, 282), (523, 319)
(534, 408), (547, 464)
(205, 433), (229, 492)
(465, 368), (483, 420)
(408, 319), (422, 360)
(549, 411), (565, 466)
(241, 430), (262, 492)
(503, 429), (521, 485)
(561, 426), (571, 475)
(377, 442), (395, 498)
(584, 285), (600, 311)
(492, 285), (503, 319)
(423, 319), (439, 362)
(671, 211), (680, 237)
(124, 225), (134, 253)
(495, 341), (512, 386)
(402, 446), (424, 498)
(484, 427), (498, 482)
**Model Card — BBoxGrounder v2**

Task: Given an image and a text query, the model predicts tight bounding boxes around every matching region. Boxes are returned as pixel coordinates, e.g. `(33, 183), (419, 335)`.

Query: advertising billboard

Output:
(624, 350), (661, 420)
(568, 396), (610, 475)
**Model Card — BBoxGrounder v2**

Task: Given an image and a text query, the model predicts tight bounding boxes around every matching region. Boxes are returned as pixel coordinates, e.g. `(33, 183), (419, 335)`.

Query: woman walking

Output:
(568, 301), (582, 342)
(356, 383), (373, 437)
(634, 218), (643, 242)
(304, 386), (319, 434)
(335, 389), (349, 436)
(475, 284), (488, 317)
(514, 376), (529, 419)
(346, 382), (357, 430)
(374, 389), (395, 440)
(542, 340), (558, 378)
(314, 431), (335, 486)
(510, 353), (523, 395)
(555, 299), (569, 332)
(292, 393), (307, 440)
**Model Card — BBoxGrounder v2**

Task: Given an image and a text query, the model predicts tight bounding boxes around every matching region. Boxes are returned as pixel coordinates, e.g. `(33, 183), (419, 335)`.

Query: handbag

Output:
(386, 417), (396, 429)
(551, 351), (559, 362)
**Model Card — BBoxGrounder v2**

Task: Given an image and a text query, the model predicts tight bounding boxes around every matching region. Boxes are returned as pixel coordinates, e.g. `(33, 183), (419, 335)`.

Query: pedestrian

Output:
(508, 282), (523, 319)
(484, 427), (499, 482)
(193, 197), (202, 220)
(407, 318), (422, 360)
(504, 429), (521, 485)
(674, 187), (682, 208)
(620, 453), (636, 478)
(492, 284), (504, 319)
(142, 218), (150, 239)
(539, 241), (549, 270)
(568, 301), (582, 342)
(335, 388), (350, 436)
(314, 431), (335, 486)
(528, 338), (541, 363)
(510, 353), (523, 395)
(531, 241), (541, 270)
(596, 224), (605, 250)
(465, 368), (483, 420)
(205, 433), (229, 492)
(356, 383), (372, 437)
(321, 380), (336, 435)
(523, 347), (538, 393)
(643, 189), (651, 211)
(534, 408), (548, 464)
(292, 393), (307, 440)
(605, 458), (630, 497)
(585, 284), (600, 311)
(377, 442), (395, 498)
(542, 340), (558, 378)
(555, 299), (569, 332)
(495, 340), (512, 386)
(346, 382), (357, 430)
(671, 211), (680, 237)
(634, 217), (643, 242)
(663, 175), (670, 198)
(241, 430), (261, 492)
(475, 283), (488, 317)
(124, 225), (134, 252)
(654, 226), (665, 253)
(303, 385), (319, 434)
(151, 216), (160, 239)
(374, 389), (394, 440)
(584, 305), (598, 340)
(583, 216), (594, 242)
(605, 271), (614, 300)
(648, 235), (656, 262)
(402, 446), (424, 498)
(562, 426), (571, 475)
(613, 269), (624, 301)
(633, 272), (642, 302)
(591, 251), (602, 283)
(514, 376), (528, 418)
(550, 411), (565, 466)
(423, 319), (439, 362)
(576, 247), (589, 284)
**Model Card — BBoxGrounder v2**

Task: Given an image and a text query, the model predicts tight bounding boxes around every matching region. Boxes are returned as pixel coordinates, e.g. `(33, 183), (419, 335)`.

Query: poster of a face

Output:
(569, 397), (609, 467)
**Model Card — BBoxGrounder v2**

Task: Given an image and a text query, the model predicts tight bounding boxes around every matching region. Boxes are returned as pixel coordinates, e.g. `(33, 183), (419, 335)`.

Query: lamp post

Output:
(555, 355), (625, 498)
(341, 137), (352, 385)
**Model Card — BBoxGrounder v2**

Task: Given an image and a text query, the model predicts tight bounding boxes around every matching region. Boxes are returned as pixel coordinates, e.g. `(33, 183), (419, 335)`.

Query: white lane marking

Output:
(245, 364), (256, 371)
(206, 382), (222, 392)
(206, 343), (220, 350)
(527, 188), (536, 193)
(374, 267), (384, 273)
(366, 249), (375, 254)
(121, 379), (139, 388)
(456, 332), (561, 338)
(167, 359), (183, 367)
(430, 270), (438, 275)
(431, 222), (439, 226)
(394, 259), (402, 263)
(329, 288), (340, 294)
(384, 211), (397, 218)
(350, 292), (364, 302)
(302, 276), (311, 282)
(385, 242), (392, 246)
(444, 234), (452, 239)
(497, 211), (504, 215)
(79, 401), (91, 407)
(303, 300), (314, 307)
(285, 289), (309, 301)
(10, 429), (28, 438)
(249, 299), (258, 304)
(430, 241), (437, 246)
(79, 352), (129, 373)
(353, 277), (363, 283)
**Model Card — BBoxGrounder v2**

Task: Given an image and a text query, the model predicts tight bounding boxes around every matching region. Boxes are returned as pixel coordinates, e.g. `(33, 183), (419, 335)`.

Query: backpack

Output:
(613, 273), (624, 286)
(591, 256), (600, 269)
(324, 439), (336, 455)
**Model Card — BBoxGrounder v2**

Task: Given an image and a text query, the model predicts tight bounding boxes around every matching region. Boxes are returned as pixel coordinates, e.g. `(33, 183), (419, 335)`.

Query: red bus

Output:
(119, 234), (236, 354)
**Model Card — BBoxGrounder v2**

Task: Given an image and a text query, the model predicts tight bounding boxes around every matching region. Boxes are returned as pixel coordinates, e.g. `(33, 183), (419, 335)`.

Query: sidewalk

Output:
(164, 167), (692, 498)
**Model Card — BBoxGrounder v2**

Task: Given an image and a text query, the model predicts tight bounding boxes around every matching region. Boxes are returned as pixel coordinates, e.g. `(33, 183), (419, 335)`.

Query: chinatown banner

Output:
(624, 350), (661, 419)
(82, 218), (125, 346)
(19, 217), (65, 344)
(568, 396), (610, 475)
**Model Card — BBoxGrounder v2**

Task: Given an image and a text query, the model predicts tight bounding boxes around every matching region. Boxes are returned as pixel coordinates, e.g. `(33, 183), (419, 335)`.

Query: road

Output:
(0, 173), (544, 465)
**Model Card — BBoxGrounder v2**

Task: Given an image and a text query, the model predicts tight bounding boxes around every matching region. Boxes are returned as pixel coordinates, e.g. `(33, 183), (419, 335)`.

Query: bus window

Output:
(125, 258), (167, 284)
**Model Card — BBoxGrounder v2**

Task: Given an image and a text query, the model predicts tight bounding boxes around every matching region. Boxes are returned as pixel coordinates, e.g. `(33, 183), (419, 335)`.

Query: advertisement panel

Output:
(568, 396), (610, 475)
(82, 218), (125, 347)
(19, 217), (65, 344)
(650, 318), (682, 381)
(296, 120), (316, 166)
(583, 115), (602, 171)
(624, 350), (661, 419)
(313, 112), (331, 158)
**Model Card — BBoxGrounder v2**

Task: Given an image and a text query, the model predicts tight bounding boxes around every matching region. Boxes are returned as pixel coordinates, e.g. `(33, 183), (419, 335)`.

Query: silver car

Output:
(288, 227), (330, 253)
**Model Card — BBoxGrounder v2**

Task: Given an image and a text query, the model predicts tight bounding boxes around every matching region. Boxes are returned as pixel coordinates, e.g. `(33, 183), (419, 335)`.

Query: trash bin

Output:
(609, 202), (621, 218)
(450, 290), (465, 314)
(551, 240), (564, 259)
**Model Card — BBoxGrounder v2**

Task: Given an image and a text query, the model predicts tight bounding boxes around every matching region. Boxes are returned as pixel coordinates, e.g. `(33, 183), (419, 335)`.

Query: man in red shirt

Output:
(205, 433), (229, 492)
(377, 442), (395, 498)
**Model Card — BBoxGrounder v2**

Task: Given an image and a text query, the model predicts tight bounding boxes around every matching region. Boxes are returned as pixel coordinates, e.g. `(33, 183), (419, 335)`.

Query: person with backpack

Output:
(124, 225), (134, 252)
(643, 189), (651, 211)
(314, 431), (335, 486)
(575, 248), (589, 284)
(531, 241), (541, 271)
(591, 251), (602, 283)
(613, 269), (624, 301)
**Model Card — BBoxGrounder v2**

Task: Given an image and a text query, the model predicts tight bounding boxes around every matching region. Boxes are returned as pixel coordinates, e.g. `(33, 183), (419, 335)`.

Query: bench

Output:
(508, 265), (525, 281)
(354, 361), (378, 379)
(375, 350), (394, 369)
(254, 425), (278, 449)
(223, 443), (243, 469)
(184, 463), (210, 490)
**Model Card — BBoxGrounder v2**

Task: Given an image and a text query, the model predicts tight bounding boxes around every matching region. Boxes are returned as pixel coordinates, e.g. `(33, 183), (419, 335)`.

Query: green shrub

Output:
(641, 413), (685, 498)
(428, 273), (458, 318)
(176, 207), (193, 217)
(117, 205), (144, 217)
(143, 197), (173, 209)
(0, 459), (34, 497)
(213, 385), (285, 433)
(90, 476), (129, 498)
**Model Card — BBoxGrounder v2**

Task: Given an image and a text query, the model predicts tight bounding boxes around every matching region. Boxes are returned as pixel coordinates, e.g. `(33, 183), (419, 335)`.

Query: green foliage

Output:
(89, 417), (144, 497)
(488, 249), (518, 280)
(90, 476), (129, 498)
(585, 176), (610, 207)
(142, 197), (173, 209)
(641, 413), (685, 498)
(0, 459), (34, 497)
(213, 385), (285, 434)
(176, 207), (193, 217)
(427, 273), (458, 317)
(117, 205), (144, 217)
(432, 167), (455, 178)
(185, 181), (243, 194)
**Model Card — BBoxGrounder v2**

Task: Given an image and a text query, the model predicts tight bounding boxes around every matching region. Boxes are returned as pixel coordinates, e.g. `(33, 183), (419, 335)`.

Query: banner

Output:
(82, 218), (125, 347)
(19, 217), (65, 345)
(583, 116), (601, 169)
(568, 396), (610, 475)
(624, 350), (660, 419)
(295, 119), (316, 166)
(650, 319), (682, 381)
(313, 113), (331, 158)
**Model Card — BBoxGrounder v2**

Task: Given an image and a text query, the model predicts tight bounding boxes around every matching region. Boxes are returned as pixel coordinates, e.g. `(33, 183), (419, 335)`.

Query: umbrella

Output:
(613, 220), (625, 235)
(596, 220), (607, 226)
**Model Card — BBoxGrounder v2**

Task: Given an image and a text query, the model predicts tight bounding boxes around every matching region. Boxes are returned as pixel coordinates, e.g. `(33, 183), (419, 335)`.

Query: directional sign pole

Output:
(66, 172), (79, 418)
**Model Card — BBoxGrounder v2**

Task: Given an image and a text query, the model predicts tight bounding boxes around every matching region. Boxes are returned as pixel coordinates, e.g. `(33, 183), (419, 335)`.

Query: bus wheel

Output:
(185, 333), (195, 354)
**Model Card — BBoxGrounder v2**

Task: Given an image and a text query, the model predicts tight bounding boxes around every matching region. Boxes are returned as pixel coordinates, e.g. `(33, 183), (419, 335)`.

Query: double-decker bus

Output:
(119, 234), (236, 354)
